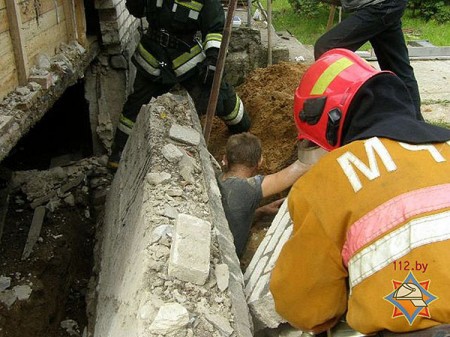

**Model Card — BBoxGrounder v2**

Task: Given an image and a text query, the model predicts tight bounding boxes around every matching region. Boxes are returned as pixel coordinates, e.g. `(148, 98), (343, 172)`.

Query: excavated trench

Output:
(0, 81), (109, 337)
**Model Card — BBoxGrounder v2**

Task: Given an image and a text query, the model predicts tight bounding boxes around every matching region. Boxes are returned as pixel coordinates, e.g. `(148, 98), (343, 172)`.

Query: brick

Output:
(28, 73), (54, 89)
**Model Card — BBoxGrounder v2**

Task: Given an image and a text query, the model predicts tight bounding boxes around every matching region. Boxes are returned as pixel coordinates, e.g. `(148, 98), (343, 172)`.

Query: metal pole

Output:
(247, 0), (252, 27)
(203, 0), (238, 145)
(267, 0), (272, 65)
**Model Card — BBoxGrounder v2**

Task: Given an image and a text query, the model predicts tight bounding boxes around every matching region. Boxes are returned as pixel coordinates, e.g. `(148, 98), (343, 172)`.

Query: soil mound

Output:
(208, 61), (310, 174)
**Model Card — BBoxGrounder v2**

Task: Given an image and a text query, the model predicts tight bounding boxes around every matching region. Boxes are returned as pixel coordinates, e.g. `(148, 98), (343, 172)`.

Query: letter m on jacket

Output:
(336, 137), (397, 192)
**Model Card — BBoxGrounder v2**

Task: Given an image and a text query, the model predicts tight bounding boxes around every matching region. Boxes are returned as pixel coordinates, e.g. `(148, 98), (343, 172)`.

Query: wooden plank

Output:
(5, 0), (28, 85)
(0, 33), (18, 99)
(74, 0), (87, 46)
(0, 8), (8, 34)
(18, 0), (63, 25)
(24, 9), (67, 63)
(22, 3), (61, 41)
(0, 39), (16, 85)
(62, 0), (76, 41)
(0, 29), (13, 57)
(21, 206), (46, 260)
(0, 71), (18, 100)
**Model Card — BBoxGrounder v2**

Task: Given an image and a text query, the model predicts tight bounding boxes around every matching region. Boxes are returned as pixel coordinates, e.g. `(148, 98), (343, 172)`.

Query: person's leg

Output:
(184, 76), (251, 134)
(314, 6), (380, 60)
(369, 0), (422, 118)
(108, 71), (172, 171)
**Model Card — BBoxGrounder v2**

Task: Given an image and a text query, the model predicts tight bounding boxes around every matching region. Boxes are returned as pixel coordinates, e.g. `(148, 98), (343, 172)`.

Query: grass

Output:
(266, 0), (450, 48)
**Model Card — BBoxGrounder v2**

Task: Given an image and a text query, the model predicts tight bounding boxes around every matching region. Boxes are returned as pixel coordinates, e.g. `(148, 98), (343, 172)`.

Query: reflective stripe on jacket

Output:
(270, 137), (450, 335)
(130, 0), (224, 79)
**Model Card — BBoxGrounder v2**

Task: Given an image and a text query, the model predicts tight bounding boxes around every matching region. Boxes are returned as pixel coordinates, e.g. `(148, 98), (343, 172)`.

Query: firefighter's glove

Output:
(198, 57), (217, 86)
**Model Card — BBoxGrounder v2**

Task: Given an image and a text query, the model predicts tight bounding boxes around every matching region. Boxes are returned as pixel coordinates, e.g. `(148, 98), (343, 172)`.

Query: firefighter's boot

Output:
(107, 129), (129, 173)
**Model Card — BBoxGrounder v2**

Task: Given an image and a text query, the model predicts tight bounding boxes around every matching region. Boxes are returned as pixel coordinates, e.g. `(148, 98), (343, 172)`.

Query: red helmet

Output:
(294, 48), (393, 150)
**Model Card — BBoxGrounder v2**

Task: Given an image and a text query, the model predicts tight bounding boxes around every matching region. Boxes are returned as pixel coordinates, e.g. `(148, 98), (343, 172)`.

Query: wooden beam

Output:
(74, 0), (87, 46)
(5, 0), (28, 85)
(62, 0), (77, 41)
(326, 4), (336, 31)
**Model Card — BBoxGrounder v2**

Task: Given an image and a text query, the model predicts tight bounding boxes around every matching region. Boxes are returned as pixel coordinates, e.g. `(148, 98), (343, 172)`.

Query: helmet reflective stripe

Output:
(310, 58), (353, 95)
(173, 45), (205, 76)
(223, 95), (244, 125)
(118, 115), (134, 135)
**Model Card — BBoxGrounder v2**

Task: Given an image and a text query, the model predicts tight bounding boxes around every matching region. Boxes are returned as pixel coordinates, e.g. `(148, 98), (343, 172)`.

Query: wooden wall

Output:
(0, 0), (86, 100)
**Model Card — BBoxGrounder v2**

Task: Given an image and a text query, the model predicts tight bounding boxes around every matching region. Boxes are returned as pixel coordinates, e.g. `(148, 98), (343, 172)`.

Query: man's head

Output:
(224, 132), (262, 169)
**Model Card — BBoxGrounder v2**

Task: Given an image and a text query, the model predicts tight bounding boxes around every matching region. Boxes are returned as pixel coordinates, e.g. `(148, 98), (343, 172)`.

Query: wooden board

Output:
(18, 0), (63, 25)
(23, 5), (67, 63)
(1, 0), (89, 100)
(6, 0), (28, 85)
(0, 8), (8, 34)
(0, 32), (18, 99)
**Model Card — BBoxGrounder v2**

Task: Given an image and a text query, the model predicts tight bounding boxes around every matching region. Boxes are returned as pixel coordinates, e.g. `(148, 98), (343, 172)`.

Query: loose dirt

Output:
(208, 61), (309, 173)
(206, 61), (310, 267)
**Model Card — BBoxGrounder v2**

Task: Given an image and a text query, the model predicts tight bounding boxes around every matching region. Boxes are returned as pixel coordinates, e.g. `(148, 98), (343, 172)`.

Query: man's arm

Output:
(261, 160), (310, 198)
(254, 198), (285, 219)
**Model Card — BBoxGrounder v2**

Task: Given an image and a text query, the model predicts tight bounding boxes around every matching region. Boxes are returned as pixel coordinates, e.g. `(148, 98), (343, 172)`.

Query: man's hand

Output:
(256, 198), (285, 216)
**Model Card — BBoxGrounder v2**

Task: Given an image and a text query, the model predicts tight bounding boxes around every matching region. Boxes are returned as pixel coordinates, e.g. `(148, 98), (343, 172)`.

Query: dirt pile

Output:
(208, 61), (310, 174)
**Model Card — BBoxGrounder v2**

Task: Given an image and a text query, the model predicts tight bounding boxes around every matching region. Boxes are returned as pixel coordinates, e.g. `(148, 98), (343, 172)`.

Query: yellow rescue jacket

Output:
(270, 137), (450, 334)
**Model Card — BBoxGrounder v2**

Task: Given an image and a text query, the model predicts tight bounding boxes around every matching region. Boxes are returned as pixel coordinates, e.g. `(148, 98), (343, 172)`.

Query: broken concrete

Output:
(91, 92), (253, 337)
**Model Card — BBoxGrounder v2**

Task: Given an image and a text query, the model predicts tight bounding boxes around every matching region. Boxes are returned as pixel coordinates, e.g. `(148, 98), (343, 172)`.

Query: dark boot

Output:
(107, 129), (129, 173)
(227, 110), (251, 134)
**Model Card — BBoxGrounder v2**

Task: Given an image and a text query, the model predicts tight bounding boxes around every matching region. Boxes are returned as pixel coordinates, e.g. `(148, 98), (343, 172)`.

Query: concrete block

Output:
(248, 291), (285, 329)
(168, 213), (211, 285)
(162, 143), (184, 163)
(169, 124), (201, 146)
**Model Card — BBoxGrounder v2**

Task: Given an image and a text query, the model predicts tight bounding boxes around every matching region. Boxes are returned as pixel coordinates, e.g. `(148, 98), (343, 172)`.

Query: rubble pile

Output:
(0, 156), (111, 337)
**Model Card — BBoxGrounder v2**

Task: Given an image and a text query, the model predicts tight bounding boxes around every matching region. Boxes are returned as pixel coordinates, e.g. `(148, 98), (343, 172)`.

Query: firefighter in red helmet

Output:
(270, 49), (450, 336)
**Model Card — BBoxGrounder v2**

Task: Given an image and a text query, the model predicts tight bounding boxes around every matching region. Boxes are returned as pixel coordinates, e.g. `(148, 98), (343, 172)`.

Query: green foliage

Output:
(287, 0), (323, 17)
(408, 0), (450, 23)
(270, 0), (450, 46)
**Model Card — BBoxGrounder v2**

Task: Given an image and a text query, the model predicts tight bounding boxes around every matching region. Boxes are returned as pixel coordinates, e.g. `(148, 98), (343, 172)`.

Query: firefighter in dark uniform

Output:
(107, 0), (251, 171)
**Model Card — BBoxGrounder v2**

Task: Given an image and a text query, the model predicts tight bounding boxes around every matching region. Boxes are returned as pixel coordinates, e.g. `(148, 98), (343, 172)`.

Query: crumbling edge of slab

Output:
(189, 97), (255, 337)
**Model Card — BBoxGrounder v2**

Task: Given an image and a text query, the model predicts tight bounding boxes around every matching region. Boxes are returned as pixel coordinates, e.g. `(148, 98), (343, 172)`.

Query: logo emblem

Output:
(384, 272), (437, 325)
